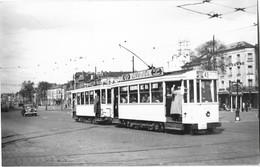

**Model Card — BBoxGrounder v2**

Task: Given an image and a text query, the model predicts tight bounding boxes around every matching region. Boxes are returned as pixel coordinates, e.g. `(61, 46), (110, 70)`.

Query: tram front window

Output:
(201, 80), (212, 102)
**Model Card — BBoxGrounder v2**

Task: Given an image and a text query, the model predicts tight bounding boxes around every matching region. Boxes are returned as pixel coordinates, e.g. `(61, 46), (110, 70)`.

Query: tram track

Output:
(3, 147), (258, 165)
(3, 136), (256, 159)
(2, 126), (98, 147)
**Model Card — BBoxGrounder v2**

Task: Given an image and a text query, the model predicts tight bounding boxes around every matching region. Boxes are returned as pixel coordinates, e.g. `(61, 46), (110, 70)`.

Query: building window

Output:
(237, 66), (241, 75)
(248, 65), (253, 74)
(237, 54), (240, 62)
(229, 67), (232, 76)
(228, 55), (232, 63)
(248, 79), (253, 87)
(221, 80), (225, 88)
(247, 53), (253, 62)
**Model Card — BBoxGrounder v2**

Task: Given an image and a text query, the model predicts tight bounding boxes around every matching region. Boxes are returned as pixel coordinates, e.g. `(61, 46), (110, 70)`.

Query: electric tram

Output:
(71, 84), (113, 124)
(111, 68), (221, 134)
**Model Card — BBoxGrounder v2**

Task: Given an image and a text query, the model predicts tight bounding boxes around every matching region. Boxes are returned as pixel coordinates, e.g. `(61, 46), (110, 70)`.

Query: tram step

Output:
(165, 122), (184, 131)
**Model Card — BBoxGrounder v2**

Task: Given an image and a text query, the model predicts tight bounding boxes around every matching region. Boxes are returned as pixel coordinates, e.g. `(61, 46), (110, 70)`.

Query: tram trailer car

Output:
(111, 68), (221, 134)
(71, 85), (113, 124)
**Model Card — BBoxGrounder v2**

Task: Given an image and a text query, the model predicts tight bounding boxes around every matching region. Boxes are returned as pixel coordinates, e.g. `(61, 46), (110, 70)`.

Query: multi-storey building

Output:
(47, 85), (65, 106)
(218, 41), (258, 110)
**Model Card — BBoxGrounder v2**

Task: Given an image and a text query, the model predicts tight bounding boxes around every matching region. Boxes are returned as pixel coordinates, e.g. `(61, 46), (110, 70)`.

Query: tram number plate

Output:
(198, 123), (207, 130)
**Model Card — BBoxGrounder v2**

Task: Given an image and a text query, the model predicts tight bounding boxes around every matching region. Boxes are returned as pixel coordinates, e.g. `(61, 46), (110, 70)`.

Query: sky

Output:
(0, 0), (258, 93)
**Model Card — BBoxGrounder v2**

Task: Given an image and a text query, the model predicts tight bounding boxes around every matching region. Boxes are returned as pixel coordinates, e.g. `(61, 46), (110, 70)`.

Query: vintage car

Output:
(21, 104), (37, 116)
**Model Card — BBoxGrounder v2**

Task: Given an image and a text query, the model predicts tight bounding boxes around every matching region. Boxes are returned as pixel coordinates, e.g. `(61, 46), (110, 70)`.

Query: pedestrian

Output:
(245, 101), (249, 112)
(242, 102), (245, 112)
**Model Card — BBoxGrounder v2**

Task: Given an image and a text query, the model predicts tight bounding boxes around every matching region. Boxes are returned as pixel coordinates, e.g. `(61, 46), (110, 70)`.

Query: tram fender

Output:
(189, 122), (221, 130)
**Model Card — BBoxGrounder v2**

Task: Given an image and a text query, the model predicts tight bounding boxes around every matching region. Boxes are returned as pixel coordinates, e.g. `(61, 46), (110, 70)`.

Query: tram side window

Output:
(81, 92), (85, 105)
(151, 82), (163, 103)
(197, 80), (200, 103)
(107, 89), (111, 104)
(101, 89), (106, 104)
(129, 85), (138, 103)
(201, 80), (212, 102)
(77, 93), (80, 105)
(189, 80), (194, 103)
(120, 86), (128, 103)
(85, 91), (89, 104)
(90, 91), (94, 104)
(73, 93), (76, 106)
(184, 80), (187, 103)
(214, 80), (217, 102)
(140, 84), (150, 103)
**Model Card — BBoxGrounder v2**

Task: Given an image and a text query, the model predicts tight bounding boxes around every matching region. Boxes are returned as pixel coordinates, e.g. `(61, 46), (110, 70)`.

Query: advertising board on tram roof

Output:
(120, 67), (164, 82)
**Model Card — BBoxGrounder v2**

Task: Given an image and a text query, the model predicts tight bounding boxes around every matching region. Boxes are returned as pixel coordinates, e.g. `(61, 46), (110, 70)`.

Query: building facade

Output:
(218, 41), (258, 110)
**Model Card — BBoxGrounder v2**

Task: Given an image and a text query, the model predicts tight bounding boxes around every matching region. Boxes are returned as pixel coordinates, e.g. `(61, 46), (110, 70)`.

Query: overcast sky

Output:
(0, 0), (258, 93)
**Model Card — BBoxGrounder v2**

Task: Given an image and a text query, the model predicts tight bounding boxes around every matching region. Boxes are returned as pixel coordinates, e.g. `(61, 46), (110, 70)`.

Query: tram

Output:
(111, 68), (221, 134)
(71, 84), (113, 124)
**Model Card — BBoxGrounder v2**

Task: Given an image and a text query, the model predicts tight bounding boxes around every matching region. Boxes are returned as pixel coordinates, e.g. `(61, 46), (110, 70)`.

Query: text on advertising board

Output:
(121, 67), (164, 81)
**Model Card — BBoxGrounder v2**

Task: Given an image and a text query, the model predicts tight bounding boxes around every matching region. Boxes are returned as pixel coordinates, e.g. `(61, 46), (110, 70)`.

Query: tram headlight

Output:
(206, 111), (210, 117)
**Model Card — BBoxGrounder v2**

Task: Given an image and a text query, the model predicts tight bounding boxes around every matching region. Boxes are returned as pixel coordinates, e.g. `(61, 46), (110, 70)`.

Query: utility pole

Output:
(257, 0), (259, 117)
(132, 56), (134, 72)
(213, 35), (215, 70)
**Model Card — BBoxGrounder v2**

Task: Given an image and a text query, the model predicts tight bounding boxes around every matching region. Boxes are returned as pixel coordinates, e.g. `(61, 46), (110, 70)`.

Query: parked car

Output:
(21, 104), (37, 116)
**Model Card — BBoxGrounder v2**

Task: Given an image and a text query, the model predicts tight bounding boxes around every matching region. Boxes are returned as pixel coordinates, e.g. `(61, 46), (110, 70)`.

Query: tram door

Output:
(113, 87), (119, 118)
(165, 82), (174, 117)
(165, 81), (182, 117)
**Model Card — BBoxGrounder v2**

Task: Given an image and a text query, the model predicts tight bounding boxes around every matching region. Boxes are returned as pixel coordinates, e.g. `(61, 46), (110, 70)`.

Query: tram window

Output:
(107, 89), (111, 104)
(214, 80), (217, 102)
(184, 80), (187, 103)
(197, 80), (200, 103)
(189, 80), (194, 103)
(77, 93), (80, 105)
(201, 80), (212, 102)
(140, 84), (150, 103)
(129, 85), (138, 103)
(89, 91), (94, 104)
(85, 91), (89, 104)
(120, 86), (128, 103)
(151, 82), (163, 103)
(101, 89), (106, 104)
(81, 92), (85, 105)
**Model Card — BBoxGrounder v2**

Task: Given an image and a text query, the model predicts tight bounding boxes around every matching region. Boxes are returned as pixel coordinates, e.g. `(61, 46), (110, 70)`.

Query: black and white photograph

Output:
(1, 0), (259, 166)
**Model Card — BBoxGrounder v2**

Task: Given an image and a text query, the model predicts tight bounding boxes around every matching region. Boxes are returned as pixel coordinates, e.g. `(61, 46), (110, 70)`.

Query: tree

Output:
(19, 81), (35, 103)
(195, 39), (227, 72)
(37, 81), (52, 110)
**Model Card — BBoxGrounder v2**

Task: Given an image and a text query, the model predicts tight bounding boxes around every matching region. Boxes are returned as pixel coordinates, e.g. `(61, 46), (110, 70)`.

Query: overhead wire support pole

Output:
(119, 44), (152, 70)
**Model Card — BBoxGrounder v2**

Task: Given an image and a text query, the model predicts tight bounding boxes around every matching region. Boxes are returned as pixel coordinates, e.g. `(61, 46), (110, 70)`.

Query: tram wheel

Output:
(154, 123), (160, 131)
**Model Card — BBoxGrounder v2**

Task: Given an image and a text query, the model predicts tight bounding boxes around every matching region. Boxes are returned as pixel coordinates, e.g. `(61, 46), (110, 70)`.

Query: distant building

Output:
(167, 39), (192, 71)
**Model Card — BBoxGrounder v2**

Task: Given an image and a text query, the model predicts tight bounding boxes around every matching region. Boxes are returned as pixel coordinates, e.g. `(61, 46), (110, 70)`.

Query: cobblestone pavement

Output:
(1, 107), (259, 166)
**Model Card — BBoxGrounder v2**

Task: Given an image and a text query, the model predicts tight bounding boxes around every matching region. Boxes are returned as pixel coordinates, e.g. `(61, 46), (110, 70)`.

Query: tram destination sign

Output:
(120, 67), (164, 81)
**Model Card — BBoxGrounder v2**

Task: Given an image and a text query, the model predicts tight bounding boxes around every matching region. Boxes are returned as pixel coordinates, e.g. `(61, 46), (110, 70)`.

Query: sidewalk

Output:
(220, 109), (259, 123)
